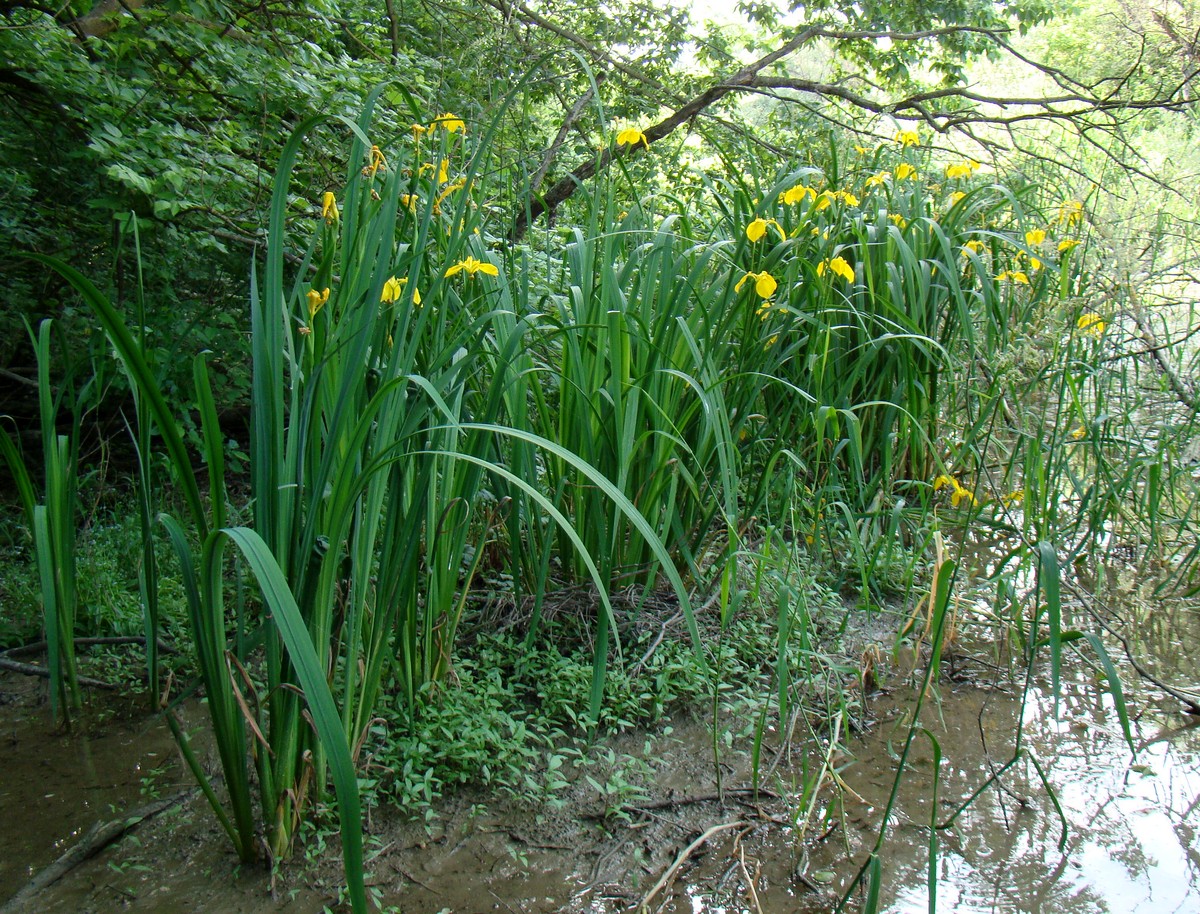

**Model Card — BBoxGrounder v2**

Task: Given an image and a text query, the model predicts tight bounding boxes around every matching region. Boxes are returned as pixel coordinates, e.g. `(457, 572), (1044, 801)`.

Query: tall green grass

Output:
(0, 320), (83, 721)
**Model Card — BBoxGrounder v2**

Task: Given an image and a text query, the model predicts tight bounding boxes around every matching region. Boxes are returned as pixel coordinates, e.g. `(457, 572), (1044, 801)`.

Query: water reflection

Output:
(816, 652), (1200, 913)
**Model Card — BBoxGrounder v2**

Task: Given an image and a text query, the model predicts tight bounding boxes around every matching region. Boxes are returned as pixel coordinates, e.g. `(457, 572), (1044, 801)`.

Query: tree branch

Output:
(507, 16), (1196, 239)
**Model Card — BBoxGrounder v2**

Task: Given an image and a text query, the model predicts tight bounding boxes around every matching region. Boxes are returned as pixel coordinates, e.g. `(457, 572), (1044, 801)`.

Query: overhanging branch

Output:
(508, 17), (1197, 241)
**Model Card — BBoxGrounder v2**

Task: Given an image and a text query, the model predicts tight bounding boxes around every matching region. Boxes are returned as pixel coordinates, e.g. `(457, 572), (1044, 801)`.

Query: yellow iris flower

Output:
(321, 192), (339, 223)
(381, 277), (403, 303)
(306, 287), (330, 319)
(781, 184), (816, 205)
(616, 127), (649, 149)
(736, 270), (778, 299)
(817, 256), (855, 282)
(1057, 200), (1085, 226)
(445, 256), (499, 278)
(432, 112), (465, 133)
(746, 217), (784, 242)
(1077, 312), (1105, 336)
(944, 160), (980, 180)
(380, 277), (421, 306)
(933, 474), (977, 507)
(368, 145), (387, 177)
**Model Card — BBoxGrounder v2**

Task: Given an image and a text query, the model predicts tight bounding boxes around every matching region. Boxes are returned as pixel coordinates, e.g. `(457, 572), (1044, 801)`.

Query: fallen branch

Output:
(638, 820), (751, 912)
(0, 790), (195, 913)
(1, 635), (177, 660)
(0, 657), (117, 690)
(629, 787), (780, 813)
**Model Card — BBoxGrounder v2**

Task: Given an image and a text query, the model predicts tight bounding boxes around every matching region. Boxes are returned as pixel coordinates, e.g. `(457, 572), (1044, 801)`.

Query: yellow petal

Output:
(616, 127), (649, 148)
(754, 272), (778, 298)
(381, 277), (403, 303)
(433, 112), (465, 133)
(830, 256), (854, 283)
(321, 192), (339, 221)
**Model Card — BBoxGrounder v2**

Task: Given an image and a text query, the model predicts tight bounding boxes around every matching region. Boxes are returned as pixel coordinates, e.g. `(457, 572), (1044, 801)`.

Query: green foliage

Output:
(740, 0), (1054, 86)
(7, 1), (1200, 902)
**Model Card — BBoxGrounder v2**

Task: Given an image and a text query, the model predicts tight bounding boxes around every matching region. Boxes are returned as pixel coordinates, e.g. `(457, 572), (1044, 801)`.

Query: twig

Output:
(637, 820), (750, 912)
(0, 368), (37, 388)
(738, 846), (764, 914)
(629, 787), (780, 813)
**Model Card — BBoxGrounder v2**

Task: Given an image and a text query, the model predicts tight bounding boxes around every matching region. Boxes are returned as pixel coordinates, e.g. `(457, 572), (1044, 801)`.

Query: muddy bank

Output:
(2, 614), (1197, 914)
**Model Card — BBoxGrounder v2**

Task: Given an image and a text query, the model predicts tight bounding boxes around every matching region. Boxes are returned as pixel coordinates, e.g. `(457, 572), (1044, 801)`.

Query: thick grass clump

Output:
(8, 92), (1196, 913)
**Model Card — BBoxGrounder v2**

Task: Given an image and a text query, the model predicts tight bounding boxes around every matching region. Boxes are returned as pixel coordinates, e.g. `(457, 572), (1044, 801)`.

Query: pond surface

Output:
(773, 548), (1200, 914)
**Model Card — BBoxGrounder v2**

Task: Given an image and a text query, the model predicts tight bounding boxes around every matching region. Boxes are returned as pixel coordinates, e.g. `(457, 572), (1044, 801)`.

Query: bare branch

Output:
(531, 76), (604, 194)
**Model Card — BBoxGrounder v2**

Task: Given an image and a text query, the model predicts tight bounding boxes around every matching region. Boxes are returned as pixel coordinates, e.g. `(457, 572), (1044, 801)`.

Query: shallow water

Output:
(813, 675), (1200, 914)
(0, 676), (180, 898)
(780, 556), (1200, 914)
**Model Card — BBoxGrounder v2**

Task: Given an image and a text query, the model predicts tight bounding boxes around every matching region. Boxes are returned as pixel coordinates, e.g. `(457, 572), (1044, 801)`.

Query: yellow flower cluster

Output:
(895, 130), (920, 148)
(997, 270), (1030, 285)
(1057, 199), (1084, 226)
(381, 276), (421, 306)
(779, 186), (859, 209)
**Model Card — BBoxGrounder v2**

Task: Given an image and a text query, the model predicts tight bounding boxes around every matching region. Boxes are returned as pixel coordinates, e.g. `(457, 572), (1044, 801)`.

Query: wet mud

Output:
(2, 597), (1197, 914)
